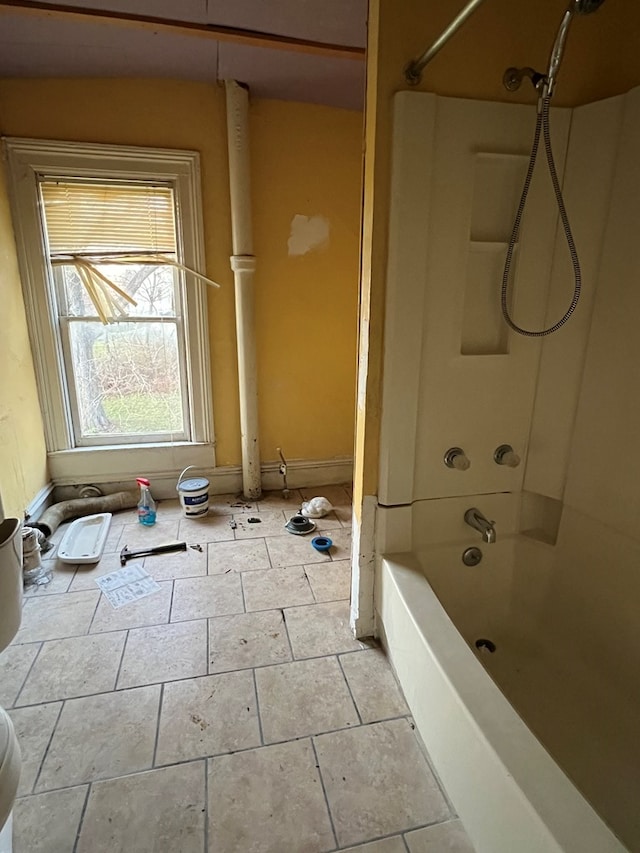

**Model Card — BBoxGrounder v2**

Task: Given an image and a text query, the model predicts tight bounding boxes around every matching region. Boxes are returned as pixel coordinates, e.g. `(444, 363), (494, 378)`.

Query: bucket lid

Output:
(177, 477), (209, 492)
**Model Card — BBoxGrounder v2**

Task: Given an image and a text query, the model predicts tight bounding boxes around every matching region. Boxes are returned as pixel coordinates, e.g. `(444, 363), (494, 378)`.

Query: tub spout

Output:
(464, 508), (496, 544)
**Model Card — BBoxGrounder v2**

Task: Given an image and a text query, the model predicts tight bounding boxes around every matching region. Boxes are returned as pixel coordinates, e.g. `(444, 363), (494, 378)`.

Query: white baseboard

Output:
(53, 457), (353, 501)
(25, 482), (55, 522)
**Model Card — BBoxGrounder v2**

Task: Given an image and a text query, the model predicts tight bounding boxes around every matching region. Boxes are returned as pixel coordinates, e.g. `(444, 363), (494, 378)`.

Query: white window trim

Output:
(4, 137), (215, 481)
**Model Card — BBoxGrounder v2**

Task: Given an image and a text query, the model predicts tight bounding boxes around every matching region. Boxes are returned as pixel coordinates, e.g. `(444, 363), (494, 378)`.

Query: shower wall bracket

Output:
(502, 67), (547, 94)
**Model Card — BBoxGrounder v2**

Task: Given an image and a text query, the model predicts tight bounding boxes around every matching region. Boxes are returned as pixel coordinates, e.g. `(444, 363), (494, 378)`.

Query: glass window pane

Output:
(68, 321), (184, 437)
(60, 263), (178, 319)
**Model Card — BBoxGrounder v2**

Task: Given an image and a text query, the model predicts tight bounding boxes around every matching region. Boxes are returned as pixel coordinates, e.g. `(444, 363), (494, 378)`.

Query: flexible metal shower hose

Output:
(501, 97), (581, 337)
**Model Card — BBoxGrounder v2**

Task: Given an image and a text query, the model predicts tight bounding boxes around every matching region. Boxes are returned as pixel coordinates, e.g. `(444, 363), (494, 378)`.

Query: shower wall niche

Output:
(463, 152), (528, 356)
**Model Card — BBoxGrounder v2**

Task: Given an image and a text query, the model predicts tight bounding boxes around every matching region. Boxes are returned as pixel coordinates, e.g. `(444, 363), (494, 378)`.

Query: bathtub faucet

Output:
(464, 508), (496, 544)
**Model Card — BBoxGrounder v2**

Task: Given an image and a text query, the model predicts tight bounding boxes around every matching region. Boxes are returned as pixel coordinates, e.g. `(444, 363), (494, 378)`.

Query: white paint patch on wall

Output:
(287, 214), (330, 256)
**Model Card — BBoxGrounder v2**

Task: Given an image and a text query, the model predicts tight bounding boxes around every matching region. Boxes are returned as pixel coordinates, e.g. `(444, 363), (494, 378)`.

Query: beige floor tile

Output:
(109, 507), (139, 526)
(256, 657), (359, 743)
(341, 838), (407, 853)
(13, 785), (88, 853)
(208, 494), (259, 514)
(117, 619), (207, 688)
(207, 537), (271, 573)
(90, 581), (172, 633)
(334, 505), (353, 526)
(142, 546), (207, 580)
(17, 631), (126, 705)
(68, 553), (130, 591)
(153, 498), (186, 517)
(0, 643), (39, 707)
(115, 519), (180, 550)
(102, 521), (128, 553)
(285, 600), (368, 658)
(36, 685), (160, 791)
(155, 671), (260, 765)
(76, 762), (205, 853)
(265, 532), (331, 568)
(315, 718), (449, 847)
(309, 511), (345, 531)
(23, 564), (75, 596)
(178, 513), (236, 543)
(208, 610), (291, 673)
(208, 739), (335, 853)
(171, 574), (244, 622)
(242, 565), (314, 611)
(405, 820), (476, 852)
(339, 649), (409, 723)
(326, 527), (352, 560)
(256, 489), (302, 511)
(8, 702), (62, 796)
(305, 559), (351, 602)
(14, 591), (100, 644)
(166, 495), (257, 517)
(234, 510), (288, 539)
(46, 524), (68, 548)
(300, 484), (352, 505)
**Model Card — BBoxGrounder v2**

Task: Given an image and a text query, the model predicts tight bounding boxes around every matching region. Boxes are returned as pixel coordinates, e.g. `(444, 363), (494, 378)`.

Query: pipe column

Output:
(225, 80), (261, 500)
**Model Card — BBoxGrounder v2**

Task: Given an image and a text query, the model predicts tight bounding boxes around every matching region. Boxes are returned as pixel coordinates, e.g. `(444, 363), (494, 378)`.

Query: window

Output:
(5, 139), (214, 482)
(42, 179), (192, 445)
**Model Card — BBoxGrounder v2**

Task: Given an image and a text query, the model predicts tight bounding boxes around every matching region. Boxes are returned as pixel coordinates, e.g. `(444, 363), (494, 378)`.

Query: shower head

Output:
(545, 0), (605, 98)
(575, 0), (605, 13)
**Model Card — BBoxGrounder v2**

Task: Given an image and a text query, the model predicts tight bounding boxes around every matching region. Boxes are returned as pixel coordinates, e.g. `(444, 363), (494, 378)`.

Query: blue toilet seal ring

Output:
(311, 536), (333, 553)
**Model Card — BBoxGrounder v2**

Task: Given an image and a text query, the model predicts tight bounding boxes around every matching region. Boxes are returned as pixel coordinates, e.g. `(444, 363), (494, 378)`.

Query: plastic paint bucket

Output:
(177, 467), (210, 517)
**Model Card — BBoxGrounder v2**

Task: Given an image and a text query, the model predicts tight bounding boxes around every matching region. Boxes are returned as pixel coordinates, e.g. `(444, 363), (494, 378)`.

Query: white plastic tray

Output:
(57, 513), (112, 564)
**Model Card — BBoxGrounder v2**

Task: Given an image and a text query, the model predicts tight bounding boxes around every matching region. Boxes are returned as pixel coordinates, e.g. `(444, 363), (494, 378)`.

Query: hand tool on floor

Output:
(120, 541), (187, 566)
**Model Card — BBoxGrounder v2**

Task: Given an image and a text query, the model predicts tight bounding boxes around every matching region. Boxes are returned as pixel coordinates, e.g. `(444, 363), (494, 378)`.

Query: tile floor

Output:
(1, 484), (476, 852)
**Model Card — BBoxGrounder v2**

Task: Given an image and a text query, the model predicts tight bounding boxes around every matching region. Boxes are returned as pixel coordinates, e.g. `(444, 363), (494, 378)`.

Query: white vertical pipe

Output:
(225, 80), (261, 500)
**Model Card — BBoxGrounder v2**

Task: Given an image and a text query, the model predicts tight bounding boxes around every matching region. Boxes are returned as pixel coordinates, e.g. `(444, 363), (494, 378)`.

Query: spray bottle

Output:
(136, 477), (157, 526)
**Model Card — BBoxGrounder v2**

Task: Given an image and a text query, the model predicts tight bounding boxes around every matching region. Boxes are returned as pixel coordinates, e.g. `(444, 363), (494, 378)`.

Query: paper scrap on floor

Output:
(95, 563), (160, 609)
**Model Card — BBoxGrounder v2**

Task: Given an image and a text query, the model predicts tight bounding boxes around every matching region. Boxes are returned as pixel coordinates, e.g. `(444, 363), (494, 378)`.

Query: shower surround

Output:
(375, 87), (640, 851)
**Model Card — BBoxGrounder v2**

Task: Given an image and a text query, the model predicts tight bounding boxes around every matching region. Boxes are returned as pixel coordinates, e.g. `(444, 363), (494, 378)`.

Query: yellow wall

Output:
(0, 160), (48, 517)
(355, 0), (640, 507)
(251, 100), (362, 460)
(0, 78), (362, 469)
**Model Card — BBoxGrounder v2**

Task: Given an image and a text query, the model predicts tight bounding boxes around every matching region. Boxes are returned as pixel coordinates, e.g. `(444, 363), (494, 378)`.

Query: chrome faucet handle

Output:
(494, 444), (521, 468)
(444, 447), (471, 471)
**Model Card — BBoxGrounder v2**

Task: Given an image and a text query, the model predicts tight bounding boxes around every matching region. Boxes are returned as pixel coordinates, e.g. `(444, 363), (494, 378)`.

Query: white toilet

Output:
(0, 518), (23, 853)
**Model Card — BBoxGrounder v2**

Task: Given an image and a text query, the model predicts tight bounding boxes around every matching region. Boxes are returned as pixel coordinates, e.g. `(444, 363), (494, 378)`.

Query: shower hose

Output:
(501, 96), (581, 337)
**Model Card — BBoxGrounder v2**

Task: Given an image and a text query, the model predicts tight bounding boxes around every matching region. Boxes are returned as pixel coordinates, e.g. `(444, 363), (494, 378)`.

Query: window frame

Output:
(4, 138), (215, 480)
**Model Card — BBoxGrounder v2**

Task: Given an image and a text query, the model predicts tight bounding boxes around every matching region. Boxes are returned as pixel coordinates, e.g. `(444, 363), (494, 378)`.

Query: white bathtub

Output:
(377, 529), (634, 853)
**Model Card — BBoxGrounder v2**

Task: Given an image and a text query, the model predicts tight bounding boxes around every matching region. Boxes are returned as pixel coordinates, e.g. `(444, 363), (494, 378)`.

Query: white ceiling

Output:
(0, 0), (367, 110)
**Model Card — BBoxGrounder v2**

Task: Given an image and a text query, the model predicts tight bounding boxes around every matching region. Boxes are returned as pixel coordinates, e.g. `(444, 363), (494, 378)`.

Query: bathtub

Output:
(377, 508), (636, 853)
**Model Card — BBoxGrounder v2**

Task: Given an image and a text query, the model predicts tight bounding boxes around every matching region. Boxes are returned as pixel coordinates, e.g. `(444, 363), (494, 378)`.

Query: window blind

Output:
(39, 179), (177, 255)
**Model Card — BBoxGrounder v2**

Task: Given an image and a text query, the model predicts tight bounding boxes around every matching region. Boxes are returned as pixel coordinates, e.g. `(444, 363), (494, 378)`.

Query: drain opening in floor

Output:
(475, 638), (496, 653)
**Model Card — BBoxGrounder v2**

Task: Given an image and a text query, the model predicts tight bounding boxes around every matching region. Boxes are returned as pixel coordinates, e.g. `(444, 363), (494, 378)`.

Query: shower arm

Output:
(405, 0), (487, 85)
